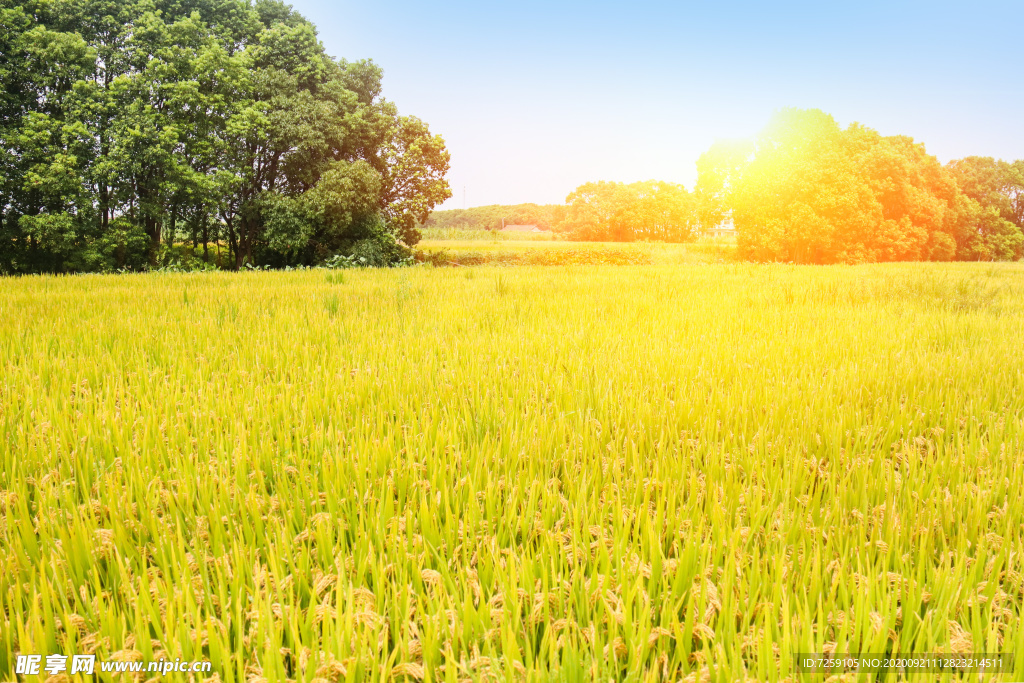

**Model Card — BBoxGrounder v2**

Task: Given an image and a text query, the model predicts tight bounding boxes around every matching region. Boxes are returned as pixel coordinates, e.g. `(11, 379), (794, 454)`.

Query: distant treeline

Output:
(423, 184), (700, 243)
(429, 108), (1024, 264)
(423, 204), (566, 232)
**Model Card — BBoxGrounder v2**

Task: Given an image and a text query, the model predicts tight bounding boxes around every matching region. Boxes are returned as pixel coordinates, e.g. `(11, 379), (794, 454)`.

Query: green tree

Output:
(373, 113), (452, 246)
(0, 0), (450, 274)
(946, 156), (1024, 261)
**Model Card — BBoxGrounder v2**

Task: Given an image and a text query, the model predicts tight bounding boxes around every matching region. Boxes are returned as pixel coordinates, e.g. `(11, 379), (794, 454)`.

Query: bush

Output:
(152, 243), (221, 272)
(325, 239), (415, 269)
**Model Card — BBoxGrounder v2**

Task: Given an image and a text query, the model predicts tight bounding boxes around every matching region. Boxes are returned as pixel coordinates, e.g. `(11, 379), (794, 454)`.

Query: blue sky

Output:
(288, 0), (1024, 209)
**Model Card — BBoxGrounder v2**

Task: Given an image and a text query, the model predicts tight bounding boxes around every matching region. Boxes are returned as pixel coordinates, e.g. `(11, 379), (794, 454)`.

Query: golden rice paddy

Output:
(2, 262), (1023, 681)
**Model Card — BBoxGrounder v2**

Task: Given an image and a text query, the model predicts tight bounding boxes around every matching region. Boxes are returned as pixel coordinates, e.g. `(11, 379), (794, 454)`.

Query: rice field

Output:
(2, 263), (1024, 681)
(417, 229), (559, 242)
(415, 240), (734, 266)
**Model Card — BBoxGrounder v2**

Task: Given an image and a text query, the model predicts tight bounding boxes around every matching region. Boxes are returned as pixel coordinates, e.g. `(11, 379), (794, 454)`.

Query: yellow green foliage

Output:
(559, 181), (697, 243)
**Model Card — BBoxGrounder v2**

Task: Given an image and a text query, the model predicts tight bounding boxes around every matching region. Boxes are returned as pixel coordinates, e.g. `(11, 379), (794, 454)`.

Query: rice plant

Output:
(1, 262), (1023, 681)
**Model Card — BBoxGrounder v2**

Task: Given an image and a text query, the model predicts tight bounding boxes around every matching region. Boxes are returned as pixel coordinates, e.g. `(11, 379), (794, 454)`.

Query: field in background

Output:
(2, 263), (1024, 680)
(417, 235), (736, 266)
(419, 228), (559, 241)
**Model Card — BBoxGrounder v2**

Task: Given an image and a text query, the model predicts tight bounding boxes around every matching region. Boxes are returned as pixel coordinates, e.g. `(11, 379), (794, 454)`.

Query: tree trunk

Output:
(166, 201), (178, 250)
(224, 214), (239, 270)
(202, 213), (209, 262)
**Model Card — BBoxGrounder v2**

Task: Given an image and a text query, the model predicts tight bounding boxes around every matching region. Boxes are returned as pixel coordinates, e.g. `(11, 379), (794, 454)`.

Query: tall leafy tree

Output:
(701, 108), (984, 264)
(694, 138), (752, 232)
(946, 156), (1024, 260)
(0, 0), (451, 273)
(559, 181), (697, 242)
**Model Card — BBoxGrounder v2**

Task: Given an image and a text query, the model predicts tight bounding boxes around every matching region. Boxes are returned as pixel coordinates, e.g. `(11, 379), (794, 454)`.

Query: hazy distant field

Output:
(417, 235), (736, 266)
(2, 263), (1023, 681)
(419, 228), (560, 241)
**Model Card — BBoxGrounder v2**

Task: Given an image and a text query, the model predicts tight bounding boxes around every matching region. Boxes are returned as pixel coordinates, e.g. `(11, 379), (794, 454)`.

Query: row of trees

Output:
(423, 185), (701, 243)
(0, 0), (451, 274)
(558, 181), (698, 242)
(422, 203), (565, 232)
(696, 109), (1024, 263)
(475, 110), (1021, 263)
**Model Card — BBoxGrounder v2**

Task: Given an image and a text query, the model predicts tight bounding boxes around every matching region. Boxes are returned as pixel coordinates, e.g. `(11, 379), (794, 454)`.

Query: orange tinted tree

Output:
(698, 109), (982, 263)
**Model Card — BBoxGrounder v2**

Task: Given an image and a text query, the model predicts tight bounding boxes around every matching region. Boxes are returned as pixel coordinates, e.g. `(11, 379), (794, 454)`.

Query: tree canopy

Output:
(697, 108), (1024, 263)
(0, 0), (451, 273)
(945, 156), (1024, 261)
(558, 181), (698, 242)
